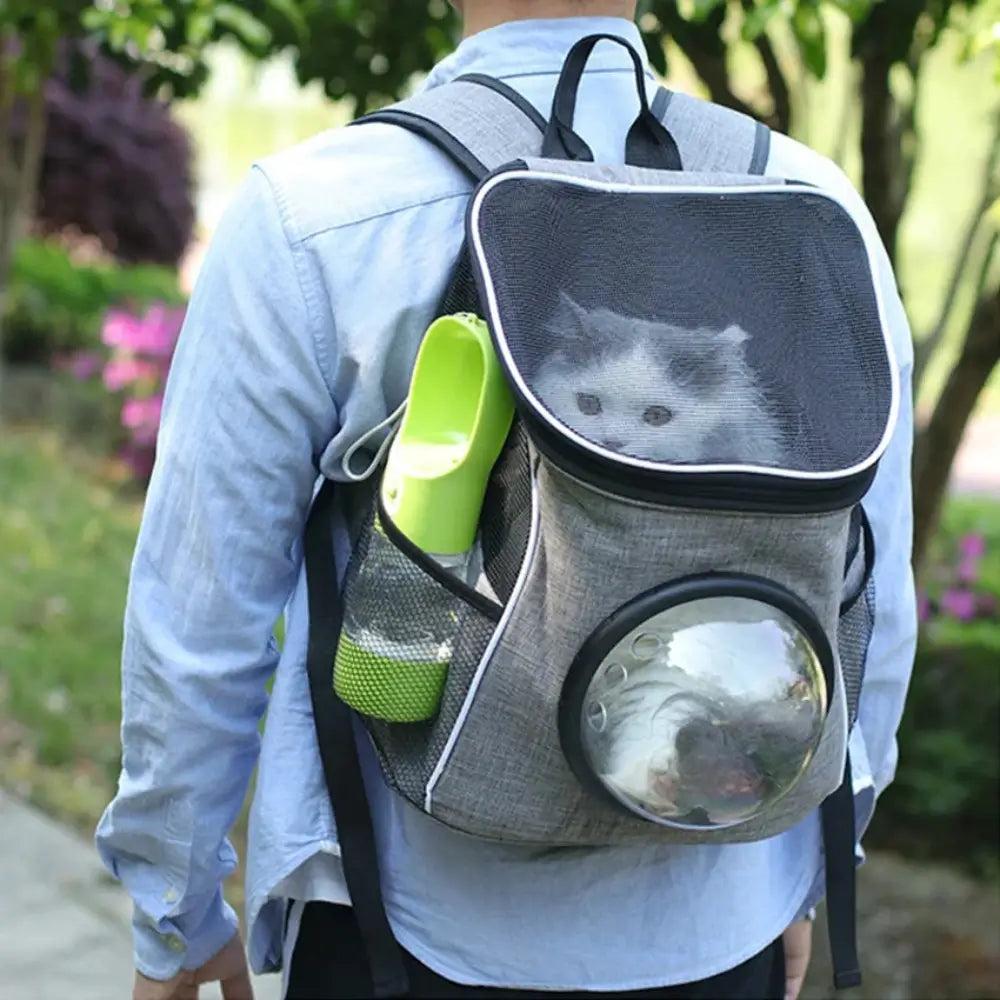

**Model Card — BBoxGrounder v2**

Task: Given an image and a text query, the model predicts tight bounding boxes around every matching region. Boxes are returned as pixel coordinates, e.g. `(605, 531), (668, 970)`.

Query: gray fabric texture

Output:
(387, 78), (767, 177)
(841, 511), (869, 603)
(388, 81), (544, 172)
(662, 91), (766, 175)
(428, 453), (851, 846)
(838, 509), (874, 728)
(518, 160), (776, 188)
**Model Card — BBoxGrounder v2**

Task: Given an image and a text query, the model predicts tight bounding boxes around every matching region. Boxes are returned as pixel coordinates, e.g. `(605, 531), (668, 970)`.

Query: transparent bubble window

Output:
(559, 579), (832, 830)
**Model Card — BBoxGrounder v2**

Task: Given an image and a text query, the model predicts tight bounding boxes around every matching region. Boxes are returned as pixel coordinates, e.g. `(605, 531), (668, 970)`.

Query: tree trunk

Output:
(912, 116), (1000, 393)
(740, 0), (792, 134)
(911, 286), (1000, 575)
(654, 4), (766, 124)
(859, 40), (903, 264)
(0, 46), (17, 412)
(0, 42), (52, 414)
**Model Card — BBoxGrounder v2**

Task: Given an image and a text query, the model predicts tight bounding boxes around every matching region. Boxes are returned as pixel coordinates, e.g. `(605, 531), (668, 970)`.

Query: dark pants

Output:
(286, 903), (787, 999)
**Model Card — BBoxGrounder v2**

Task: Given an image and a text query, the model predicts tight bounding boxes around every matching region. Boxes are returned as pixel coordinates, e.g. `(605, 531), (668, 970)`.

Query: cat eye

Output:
(576, 393), (602, 416)
(643, 405), (673, 426)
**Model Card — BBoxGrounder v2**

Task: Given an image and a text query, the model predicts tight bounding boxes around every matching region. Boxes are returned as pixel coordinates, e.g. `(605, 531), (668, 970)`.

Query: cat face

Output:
(532, 293), (776, 464)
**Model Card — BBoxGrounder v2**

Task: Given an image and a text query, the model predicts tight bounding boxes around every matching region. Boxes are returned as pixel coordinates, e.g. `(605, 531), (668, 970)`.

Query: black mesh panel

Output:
(436, 240), (532, 606)
(472, 177), (893, 473)
(838, 576), (875, 729)
(439, 241), (480, 317)
(480, 420), (532, 603)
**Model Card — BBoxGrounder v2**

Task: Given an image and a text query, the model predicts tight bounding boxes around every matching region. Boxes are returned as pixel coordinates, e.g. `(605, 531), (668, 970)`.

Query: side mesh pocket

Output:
(335, 497), (503, 724)
(838, 504), (876, 728)
(334, 494), (510, 809)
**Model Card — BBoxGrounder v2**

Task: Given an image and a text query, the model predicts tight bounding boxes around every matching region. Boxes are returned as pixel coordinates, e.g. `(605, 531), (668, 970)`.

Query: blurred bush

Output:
(32, 43), (196, 266)
(2, 237), (182, 366)
(868, 499), (1000, 879)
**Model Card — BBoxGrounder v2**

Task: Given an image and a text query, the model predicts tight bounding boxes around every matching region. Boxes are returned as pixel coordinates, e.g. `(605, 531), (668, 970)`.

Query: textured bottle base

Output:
(334, 629), (450, 722)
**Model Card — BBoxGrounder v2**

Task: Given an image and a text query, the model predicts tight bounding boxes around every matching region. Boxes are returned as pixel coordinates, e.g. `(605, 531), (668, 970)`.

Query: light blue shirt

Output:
(96, 15), (917, 992)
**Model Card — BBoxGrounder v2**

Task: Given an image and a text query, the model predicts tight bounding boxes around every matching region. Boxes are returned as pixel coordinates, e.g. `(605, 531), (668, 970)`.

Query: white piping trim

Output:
(469, 170), (901, 482)
(424, 466), (542, 813)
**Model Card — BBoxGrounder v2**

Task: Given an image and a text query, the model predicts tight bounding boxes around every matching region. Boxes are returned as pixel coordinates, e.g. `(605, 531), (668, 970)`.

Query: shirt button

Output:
(166, 935), (185, 953)
(164, 888), (179, 904)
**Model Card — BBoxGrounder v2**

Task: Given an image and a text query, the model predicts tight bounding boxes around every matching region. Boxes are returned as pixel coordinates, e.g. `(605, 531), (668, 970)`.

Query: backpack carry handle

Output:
(541, 33), (682, 170)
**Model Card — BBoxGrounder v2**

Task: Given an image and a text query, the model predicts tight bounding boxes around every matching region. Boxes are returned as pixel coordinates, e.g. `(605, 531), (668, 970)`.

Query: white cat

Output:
(533, 293), (785, 466)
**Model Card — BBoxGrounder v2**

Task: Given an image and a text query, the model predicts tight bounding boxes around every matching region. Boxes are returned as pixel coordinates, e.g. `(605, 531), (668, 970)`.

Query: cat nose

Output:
(602, 439), (625, 451)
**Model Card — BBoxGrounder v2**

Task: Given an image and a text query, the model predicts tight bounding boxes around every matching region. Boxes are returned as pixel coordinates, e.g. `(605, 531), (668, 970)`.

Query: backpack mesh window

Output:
(470, 172), (895, 476)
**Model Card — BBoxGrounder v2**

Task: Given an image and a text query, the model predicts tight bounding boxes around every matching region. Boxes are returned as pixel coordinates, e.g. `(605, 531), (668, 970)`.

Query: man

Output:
(97, 2), (917, 999)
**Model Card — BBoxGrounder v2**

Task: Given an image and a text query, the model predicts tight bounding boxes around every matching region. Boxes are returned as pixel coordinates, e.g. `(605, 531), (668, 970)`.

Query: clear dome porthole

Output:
(560, 579), (831, 831)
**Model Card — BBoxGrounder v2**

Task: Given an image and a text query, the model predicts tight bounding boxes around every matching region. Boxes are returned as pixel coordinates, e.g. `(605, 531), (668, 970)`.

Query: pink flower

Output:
(939, 588), (977, 622)
(98, 301), (184, 486)
(65, 351), (102, 380)
(102, 304), (185, 357)
(103, 357), (160, 391)
(121, 395), (163, 445)
(955, 556), (981, 585)
(917, 591), (932, 623)
(136, 305), (184, 357)
(102, 309), (137, 348)
(958, 533), (986, 559)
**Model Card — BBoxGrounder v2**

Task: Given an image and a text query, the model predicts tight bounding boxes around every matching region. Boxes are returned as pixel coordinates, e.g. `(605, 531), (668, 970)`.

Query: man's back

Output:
(97, 14), (916, 998)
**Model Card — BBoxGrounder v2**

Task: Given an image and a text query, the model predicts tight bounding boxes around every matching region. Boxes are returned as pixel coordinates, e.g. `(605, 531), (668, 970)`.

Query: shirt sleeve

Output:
(850, 214), (918, 840)
(94, 165), (338, 980)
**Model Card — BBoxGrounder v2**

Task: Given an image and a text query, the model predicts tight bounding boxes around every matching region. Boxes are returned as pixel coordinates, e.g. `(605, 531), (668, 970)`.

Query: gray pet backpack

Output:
(304, 34), (893, 998)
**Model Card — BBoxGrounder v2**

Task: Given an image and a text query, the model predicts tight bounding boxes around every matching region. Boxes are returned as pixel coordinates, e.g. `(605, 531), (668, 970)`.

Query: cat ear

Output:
(554, 291), (591, 342)
(559, 291), (589, 322)
(719, 324), (750, 346)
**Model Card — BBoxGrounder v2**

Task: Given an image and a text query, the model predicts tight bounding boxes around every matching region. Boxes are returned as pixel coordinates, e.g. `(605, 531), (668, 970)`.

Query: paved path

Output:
(0, 791), (283, 1000)
(948, 415), (999, 496)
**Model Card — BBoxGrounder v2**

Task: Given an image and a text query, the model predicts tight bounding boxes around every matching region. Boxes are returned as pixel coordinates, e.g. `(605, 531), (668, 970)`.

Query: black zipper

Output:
(374, 490), (505, 622)
(518, 407), (878, 514)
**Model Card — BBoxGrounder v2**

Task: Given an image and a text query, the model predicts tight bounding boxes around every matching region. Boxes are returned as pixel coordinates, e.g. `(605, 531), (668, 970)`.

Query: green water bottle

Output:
(334, 314), (515, 722)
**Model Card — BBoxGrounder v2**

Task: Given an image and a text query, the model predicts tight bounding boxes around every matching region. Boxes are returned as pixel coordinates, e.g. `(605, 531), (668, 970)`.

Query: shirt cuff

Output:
(132, 886), (239, 981)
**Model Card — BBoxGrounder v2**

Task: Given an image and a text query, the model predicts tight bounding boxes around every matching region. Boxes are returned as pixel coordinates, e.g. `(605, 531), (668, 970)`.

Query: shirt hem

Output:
(383, 862), (815, 991)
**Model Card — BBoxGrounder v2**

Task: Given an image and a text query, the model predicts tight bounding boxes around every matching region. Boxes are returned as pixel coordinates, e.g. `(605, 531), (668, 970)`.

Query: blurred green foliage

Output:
(868, 497), (1000, 880)
(1, 238), (181, 365)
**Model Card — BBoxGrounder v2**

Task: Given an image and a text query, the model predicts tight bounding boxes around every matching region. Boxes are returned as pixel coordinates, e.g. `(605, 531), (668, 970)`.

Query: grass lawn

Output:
(0, 424), (260, 908)
(0, 426), (139, 829)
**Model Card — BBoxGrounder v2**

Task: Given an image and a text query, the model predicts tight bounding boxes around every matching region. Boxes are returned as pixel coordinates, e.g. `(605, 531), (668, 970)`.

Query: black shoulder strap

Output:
(304, 479), (409, 997)
(822, 752), (863, 989)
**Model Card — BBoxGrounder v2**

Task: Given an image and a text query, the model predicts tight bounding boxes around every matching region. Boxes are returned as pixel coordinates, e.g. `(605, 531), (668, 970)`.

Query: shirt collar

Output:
(423, 16), (647, 89)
